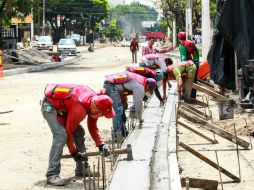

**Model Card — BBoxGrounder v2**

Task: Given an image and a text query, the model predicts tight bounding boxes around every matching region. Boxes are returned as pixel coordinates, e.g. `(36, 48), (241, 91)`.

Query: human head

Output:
(148, 37), (155, 47)
(165, 57), (173, 66)
(178, 32), (186, 42)
(91, 95), (115, 119)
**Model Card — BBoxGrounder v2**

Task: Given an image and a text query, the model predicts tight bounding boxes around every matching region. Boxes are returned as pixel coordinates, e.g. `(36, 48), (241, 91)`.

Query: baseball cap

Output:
(93, 95), (115, 118)
(178, 32), (186, 40)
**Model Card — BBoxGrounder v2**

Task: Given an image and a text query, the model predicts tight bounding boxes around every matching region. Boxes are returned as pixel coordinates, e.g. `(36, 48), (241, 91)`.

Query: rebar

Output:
(233, 124), (241, 180)
(93, 164), (96, 190)
(102, 156), (105, 190)
(215, 150), (224, 190)
(97, 157), (100, 189)
(185, 176), (189, 190)
(83, 161), (87, 190)
(88, 166), (91, 190)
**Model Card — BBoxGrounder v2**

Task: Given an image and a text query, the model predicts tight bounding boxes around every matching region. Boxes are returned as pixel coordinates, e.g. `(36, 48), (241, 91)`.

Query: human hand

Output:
(72, 152), (84, 162)
(98, 144), (110, 156)
(139, 118), (144, 124)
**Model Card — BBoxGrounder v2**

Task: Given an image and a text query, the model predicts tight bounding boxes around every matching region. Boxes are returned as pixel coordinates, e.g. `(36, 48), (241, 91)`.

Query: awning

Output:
(145, 32), (165, 39)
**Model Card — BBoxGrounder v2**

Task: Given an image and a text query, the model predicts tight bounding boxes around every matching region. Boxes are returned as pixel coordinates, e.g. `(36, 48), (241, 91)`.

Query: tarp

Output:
(207, 0), (254, 93)
(145, 32), (165, 39)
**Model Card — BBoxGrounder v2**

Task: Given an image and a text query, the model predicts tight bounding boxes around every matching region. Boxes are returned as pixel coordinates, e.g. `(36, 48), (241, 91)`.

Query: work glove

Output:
(72, 152), (84, 162)
(98, 144), (110, 157)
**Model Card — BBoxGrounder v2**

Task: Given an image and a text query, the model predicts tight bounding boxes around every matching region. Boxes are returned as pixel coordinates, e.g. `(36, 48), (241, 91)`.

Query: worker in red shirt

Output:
(41, 84), (115, 186)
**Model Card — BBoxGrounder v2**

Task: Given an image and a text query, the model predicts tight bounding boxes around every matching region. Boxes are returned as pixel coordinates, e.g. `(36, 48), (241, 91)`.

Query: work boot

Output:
(75, 167), (100, 177)
(47, 176), (65, 186)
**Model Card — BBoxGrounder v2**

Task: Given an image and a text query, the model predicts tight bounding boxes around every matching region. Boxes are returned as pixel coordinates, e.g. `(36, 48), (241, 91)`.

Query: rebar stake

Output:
(233, 124), (242, 181)
(215, 150), (224, 190)
(83, 161), (87, 190)
(244, 118), (253, 149)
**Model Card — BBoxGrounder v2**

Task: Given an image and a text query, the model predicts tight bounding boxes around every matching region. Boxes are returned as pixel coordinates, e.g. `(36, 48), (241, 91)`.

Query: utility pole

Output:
(185, 0), (193, 40)
(173, 18), (176, 47)
(201, 0), (211, 61)
(42, 0), (45, 35)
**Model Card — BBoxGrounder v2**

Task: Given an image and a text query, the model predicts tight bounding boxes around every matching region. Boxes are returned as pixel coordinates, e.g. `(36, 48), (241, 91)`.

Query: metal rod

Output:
(97, 157), (100, 189)
(202, 95), (207, 119)
(102, 156), (105, 190)
(83, 162), (87, 190)
(185, 176), (189, 190)
(93, 164), (96, 190)
(244, 118), (253, 149)
(215, 150), (224, 190)
(233, 124), (241, 180)
(88, 166), (91, 190)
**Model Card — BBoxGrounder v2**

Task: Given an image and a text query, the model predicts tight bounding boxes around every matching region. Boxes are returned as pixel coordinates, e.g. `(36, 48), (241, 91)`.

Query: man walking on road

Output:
(41, 84), (115, 186)
(103, 71), (156, 138)
(130, 37), (139, 63)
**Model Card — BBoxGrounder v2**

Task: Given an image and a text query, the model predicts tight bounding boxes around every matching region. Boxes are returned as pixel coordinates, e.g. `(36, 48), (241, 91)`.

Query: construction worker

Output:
(139, 53), (173, 73)
(142, 37), (174, 56)
(103, 71), (157, 137)
(163, 60), (197, 102)
(126, 66), (164, 106)
(178, 32), (199, 99)
(41, 84), (115, 186)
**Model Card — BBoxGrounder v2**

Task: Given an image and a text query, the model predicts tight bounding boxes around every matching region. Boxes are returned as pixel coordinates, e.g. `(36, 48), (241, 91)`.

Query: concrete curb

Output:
(3, 55), (80, 76)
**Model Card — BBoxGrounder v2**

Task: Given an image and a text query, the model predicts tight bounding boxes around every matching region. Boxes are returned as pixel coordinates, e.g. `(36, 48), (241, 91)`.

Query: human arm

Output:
(155, 58), (167, 72)
(87, 115), (103, 147)
(65, 103), (86, 154)
(132, 83), (145, 122)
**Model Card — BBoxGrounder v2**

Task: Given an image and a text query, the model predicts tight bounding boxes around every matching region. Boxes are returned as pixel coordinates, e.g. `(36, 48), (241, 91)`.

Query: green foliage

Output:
(42, 0), (109, 41)
(105, 18), (123, 42)
(110, 2), (158, 37)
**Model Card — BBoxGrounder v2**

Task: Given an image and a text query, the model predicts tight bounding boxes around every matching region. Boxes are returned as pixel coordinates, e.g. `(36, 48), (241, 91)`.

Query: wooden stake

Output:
(181, 177), (218, 190)
(178, 108), (250, 149)
(181, 105), (207, 121)
(178, 120), (218, 144)
(192, 83), (227, 101)
(179, 142), (240, 182)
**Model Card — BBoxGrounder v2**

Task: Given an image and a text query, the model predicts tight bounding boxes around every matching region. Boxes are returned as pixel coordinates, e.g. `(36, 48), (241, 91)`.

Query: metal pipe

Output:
(215, 150), (224, 190)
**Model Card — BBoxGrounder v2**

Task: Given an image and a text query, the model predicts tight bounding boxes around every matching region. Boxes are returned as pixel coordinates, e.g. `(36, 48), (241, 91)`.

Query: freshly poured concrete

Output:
(107, 82), (181, 190)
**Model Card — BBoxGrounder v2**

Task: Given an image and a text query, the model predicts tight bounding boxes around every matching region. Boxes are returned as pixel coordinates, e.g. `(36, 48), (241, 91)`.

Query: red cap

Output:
(178, 32), (186, 40)
(92, 95), (115, 118)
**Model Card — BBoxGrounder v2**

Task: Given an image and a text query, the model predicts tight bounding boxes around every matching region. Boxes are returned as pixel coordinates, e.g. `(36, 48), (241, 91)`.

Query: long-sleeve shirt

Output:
(142, 44), (173, 56)
(115, 79), (144, 121)
(142, 56), (167, 72)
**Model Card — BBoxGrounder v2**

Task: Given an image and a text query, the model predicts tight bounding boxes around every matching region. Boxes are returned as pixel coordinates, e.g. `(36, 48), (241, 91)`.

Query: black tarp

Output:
(208, 0), (254, 93)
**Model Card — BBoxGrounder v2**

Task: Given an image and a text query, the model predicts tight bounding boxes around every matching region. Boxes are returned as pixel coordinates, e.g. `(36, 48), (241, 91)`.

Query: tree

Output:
(110, 2), (158, 38)
(42, 0), (109, 42)
(0, 0), (40, 44)
(105, 18), (122, 42)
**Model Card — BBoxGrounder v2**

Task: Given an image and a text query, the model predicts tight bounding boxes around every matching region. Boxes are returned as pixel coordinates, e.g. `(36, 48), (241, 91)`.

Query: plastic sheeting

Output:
(208, 0), (254, 92)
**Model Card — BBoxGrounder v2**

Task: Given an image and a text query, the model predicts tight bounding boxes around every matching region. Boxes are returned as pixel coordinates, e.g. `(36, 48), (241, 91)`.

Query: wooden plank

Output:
(192, 83), (227, 101)
(181, 177), (218, 190)
(182, 102), (210, 119)
(197, 78), (215, 88)
(178, 120), (218, 144)
(179, 142), (240, 182)
(178, 108), (250, 149)
(189, 98), (208, 107)
(181, 105), (207, 121)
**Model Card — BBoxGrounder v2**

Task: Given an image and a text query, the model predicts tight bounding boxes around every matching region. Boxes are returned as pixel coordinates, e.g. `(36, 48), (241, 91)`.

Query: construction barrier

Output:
(0, 50), (3, 78)
(197, 60), (210, 80)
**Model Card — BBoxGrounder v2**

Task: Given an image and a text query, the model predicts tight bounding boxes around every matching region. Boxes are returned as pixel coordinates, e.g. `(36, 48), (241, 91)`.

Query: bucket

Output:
(218, 99), (234, 120)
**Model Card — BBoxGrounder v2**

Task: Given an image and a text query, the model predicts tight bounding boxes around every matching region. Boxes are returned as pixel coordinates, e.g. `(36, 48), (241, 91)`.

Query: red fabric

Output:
(92, 95), (115, 118)
(127, 72), (147, 87)
(127, 66), (157, 77)
(130, 40), (139, 52)
(145, 32), (165, 39)
(52, 55), (61, 62)
(181, 40), (195, 60)
(197, 61), (210, 80)
(46, 84), (103, 154)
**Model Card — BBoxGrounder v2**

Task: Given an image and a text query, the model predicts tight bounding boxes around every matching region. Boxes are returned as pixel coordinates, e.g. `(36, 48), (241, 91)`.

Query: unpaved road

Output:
(0, 45), (140, 190)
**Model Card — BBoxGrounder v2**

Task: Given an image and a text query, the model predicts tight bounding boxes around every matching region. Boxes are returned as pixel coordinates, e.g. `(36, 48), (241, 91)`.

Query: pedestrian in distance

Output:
(41, 84), (115, 186)
(178, 32), (200, 99)
(163, 60), (197, 102)
(103, 71), (157, 138)
(130, 37), (139, 63)
(142, 37), (174, 56)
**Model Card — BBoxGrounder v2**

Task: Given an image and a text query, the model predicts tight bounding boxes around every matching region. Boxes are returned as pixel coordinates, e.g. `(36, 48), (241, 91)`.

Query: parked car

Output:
(37, 36), (53, 51)
(57, 39), (76, 55)
(120, 39), (131, 47)
(71, 34), (81, 45)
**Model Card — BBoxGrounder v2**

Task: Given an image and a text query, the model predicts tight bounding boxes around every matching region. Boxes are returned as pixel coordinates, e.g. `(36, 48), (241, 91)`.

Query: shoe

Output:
(47, 176), (65, 186)
(75, 168), (100, 177)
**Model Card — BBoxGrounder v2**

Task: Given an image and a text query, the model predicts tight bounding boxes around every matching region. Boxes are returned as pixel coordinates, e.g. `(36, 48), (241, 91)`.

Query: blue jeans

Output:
(41, 99), (87, 178)
(191, 61), (199, 99)
(103, 81), (124, 135)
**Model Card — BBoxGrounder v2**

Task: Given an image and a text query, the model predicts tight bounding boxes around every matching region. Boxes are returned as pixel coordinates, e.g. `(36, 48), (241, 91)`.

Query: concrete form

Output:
(107, 82), (181, 190)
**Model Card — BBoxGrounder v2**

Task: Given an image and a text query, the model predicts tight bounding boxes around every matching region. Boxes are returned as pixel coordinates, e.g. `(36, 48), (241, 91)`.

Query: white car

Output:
(120, 40), (131, 47)
(37, 36), (53, 51)
(57, 39), (76, 55)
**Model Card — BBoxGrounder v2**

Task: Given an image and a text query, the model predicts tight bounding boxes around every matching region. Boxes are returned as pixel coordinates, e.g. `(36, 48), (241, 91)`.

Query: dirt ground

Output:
(0, 45), (140, 190)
